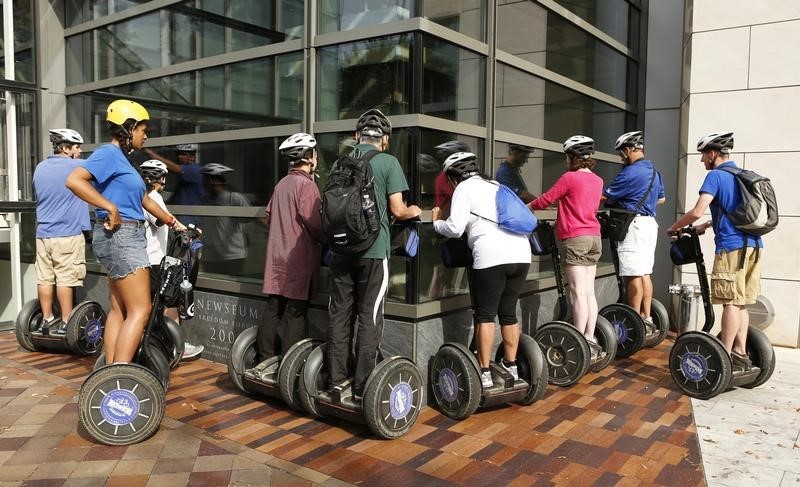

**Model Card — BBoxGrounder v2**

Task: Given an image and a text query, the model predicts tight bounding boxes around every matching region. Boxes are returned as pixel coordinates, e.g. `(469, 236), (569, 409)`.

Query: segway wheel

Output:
(741, 326), (776, 389)
(94, 353), (106, 371)
(15, 299), (44, 352)
(278, 339), (321, 412)
(140, 346), (171, 390)
(431, 344), (481, 420)
(589, 316), (617, 372)
(670, 331), (732, 400)
(363, 357), (423, 439)
(298, 345), (327, 418)
(643, 299), (669, 348)
(600, 303), (645, 358)
(514, 334), (548, 405)
(163, 317), (185, 369)
(78, 363), (165, 445)
(535, 321), (590, 387)
(65, 301), (106, 356)
(227, 327), (258, 394)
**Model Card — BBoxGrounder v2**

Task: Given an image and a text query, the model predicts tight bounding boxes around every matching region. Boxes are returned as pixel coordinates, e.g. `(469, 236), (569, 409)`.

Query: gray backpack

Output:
(718, 166), (778, 236)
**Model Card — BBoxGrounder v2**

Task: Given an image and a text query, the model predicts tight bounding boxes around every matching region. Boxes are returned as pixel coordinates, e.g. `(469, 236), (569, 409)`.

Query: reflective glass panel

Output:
(66, 1), (302, 84)
(422, 36), (485, 125)
(0, 91), (37, 201)
(551, 0), (631, 46)
(422, 1), (485, 41)
(319, 0), (413, 34)
(0, 0), (35, 81)
(495, 63), (625, 154)
(497, 2), (629, 101)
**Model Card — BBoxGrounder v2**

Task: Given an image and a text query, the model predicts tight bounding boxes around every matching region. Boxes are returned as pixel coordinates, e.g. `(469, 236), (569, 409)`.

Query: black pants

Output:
(326, 256), (388, 396)
(256, 295), (309, 362)
(471, 263), (530, 324)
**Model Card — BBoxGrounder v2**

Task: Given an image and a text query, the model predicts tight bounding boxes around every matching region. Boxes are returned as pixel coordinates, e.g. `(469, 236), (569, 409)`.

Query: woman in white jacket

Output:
(431, 152), (531, 389)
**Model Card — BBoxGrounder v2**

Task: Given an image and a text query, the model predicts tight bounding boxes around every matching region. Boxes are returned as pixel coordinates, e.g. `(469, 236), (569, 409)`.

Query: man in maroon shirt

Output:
(249, 133), (325, 375)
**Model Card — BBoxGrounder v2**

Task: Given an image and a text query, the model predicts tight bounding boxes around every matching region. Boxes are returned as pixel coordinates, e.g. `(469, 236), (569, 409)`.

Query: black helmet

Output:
(508, 143), (533, 154)
(434, 140), (470, 159)
(563, 135), (595, 159)
(697, 131), (734, 154)
(356, 108), (392, 136)
(614, 131), (644, 151)
(442, 152), (479, 181)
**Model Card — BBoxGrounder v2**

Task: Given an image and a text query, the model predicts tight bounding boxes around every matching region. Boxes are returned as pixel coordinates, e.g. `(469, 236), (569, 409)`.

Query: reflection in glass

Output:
(496, 2), (630, 101)
(495, 63), (626, 154)
(0, 0), (35, 81)
(0, 92), (37, 201)
(417, 224), (469, 303)
(422, 1), (485, 41)
(319, 0), (412, 34)
(67, 53), (303, 143)
(551, 0), (631, 46)
(317, 34), (413, 121)
(422, 36), (485, 125)
(66, 1), (302, 84)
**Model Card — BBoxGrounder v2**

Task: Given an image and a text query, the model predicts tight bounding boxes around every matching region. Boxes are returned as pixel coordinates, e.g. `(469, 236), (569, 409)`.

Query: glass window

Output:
(422, 1), (485, 41)
(495, 63), (626, 154)
(497, 2), (629, 101)
(0, 0), (35, 82)
(66, 0), (142, 26)
(317, 34), (413, 121)
(67, 53), (303, 143)
(0, 91), (37, 201)
(66, 1), (301, 85)
(319, 0), (413, 34)
(551, 0), (631, 47)
(422, 36), (485, 125)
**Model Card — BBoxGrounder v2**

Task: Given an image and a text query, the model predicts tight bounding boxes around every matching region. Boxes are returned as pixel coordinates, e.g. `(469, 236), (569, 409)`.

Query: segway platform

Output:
(16, 299), (105, 356)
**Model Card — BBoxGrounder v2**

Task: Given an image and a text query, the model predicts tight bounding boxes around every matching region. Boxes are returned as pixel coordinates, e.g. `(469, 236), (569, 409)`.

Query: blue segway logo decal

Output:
(85, 319), (103, 344)
(389, 382), (414, 420)
(437, 368), (458, 403)
(613, 321), (629, 343)
(680, 352), (708, 382)
(100, 389), (140, 426)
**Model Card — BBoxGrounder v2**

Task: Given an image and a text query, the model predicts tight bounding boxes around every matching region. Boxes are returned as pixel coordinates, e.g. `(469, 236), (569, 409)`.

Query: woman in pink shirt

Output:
(528, 136), (604, 357)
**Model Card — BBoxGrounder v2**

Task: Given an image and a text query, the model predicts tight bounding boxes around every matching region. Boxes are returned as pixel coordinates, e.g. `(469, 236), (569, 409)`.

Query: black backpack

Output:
(322, 150), (381, 254)
(717, 166), (779, 236)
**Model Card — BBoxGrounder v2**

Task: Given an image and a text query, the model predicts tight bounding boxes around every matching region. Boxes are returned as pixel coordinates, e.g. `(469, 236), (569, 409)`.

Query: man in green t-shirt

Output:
(326, 108), (421, 400)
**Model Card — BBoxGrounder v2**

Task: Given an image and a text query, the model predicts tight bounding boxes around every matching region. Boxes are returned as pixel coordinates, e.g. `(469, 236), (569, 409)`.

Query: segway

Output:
(15, 297), (106, 356)
(227, 326), (321, 411)
(292, 343), (423, 439)
(78, 226), (202, 445)
(430, 334), (548, 420)
(529, 221), (617, 386)
(596, 210), (668, 358)
(668, 226), (776, 399)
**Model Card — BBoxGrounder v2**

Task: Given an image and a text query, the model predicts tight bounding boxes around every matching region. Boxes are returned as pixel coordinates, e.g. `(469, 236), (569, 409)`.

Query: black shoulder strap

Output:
(716, 165), (742, 177)
(633, 168), (657, 213)
(352, 149), (380, 163)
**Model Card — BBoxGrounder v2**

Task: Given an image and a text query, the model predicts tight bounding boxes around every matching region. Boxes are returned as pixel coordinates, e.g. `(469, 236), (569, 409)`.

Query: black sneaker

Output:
(731, 352), (753, 371)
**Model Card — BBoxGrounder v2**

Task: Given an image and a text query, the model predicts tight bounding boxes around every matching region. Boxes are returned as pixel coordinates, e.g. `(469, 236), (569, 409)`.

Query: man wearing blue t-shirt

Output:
(668, 131), (762, 371)
(495, 144), (535, 203)
(32, 129), (91, 329)
(145, 144), (204, 225)
(603, 131), (665, 328)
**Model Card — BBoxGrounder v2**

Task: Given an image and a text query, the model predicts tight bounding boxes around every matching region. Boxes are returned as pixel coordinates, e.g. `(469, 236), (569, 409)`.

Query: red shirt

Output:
(263, 169), (325, 300)
(434, 172), (454, 214)
(529, 170), (602, 240)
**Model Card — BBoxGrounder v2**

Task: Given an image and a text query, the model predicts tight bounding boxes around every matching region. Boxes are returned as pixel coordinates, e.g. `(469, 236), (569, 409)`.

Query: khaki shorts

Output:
(561, 236), (601, 266)
(711, 247), (761, 306)
(35, 235), (86, 287)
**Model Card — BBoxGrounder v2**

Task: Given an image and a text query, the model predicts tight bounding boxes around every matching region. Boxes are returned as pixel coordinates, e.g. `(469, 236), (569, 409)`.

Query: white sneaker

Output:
(480, 370), (493, 388)
(587, 339), (606, 360)
(643, 317), (656, 334)
(500, 360), (519, 381)
(182, 343), (204, 359)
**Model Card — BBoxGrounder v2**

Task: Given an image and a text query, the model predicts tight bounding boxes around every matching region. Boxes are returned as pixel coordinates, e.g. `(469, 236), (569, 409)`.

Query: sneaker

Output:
(500, 359), (519, 381)
(480, 370), (493, 388)
(182, 343), (204, 360)
(643, 317), (656, 334)
(587, 339), (606, 360)
(731, 352), (752, 371)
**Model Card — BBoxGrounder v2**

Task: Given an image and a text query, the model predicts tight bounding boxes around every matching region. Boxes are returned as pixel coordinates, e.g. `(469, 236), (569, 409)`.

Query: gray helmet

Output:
(434, 140), (470, 159)
(697, 131), (734, 154)
(563, 135), (595, 159)
(202, 163), (234, 176)
(279, 133), (316, 165)
(176, 143), (198, 152)
(442, 152), (479, 181)
(356, 108), (392, 136)
(614, 131), (644, 151)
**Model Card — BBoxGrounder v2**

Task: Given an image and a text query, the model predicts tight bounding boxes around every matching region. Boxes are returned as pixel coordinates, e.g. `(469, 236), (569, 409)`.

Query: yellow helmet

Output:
(106, 99), (149, 126)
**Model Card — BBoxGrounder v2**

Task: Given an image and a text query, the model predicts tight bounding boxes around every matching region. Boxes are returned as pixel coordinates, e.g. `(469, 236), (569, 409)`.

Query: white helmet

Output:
(442, 152), (480, 181)
(697, 131), (734, 153)
(201, 163), (234, 176)
(140, 160), (167, 181)
(49, 128), (84, 146)
(614, 131), (644, 151)
(177, 143), (198, 152)
(563, 135), (595, 159)
(279, 133), (317, 164)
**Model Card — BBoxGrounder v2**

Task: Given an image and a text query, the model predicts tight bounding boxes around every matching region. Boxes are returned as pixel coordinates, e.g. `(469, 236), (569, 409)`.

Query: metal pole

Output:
(4, 0), (23, 314)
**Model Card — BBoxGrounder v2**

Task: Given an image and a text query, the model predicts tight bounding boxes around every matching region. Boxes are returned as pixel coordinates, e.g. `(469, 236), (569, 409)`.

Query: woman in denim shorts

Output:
(529, 136), (605, 357)
(66, 100), (186, 363)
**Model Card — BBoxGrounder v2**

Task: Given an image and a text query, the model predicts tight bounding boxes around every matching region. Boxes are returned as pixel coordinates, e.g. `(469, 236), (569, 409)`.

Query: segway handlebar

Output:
(669, 225), (715, 333)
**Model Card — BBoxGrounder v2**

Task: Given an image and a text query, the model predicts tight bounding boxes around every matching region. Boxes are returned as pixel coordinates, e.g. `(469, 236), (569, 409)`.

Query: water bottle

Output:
(362, 193), (379, 232)
(178, 277), (195, 320)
